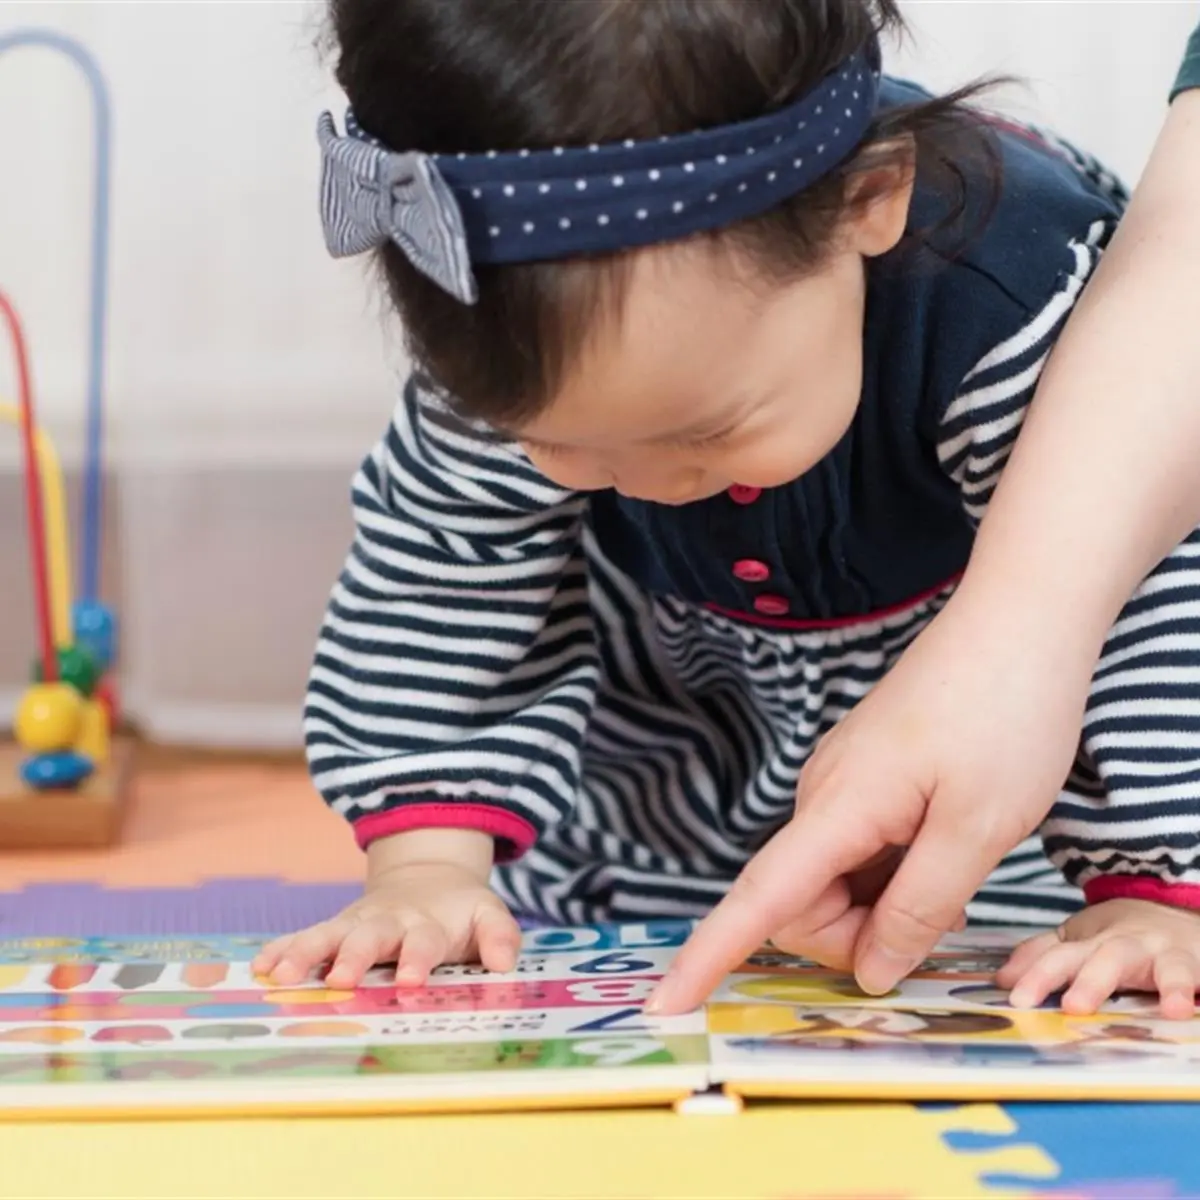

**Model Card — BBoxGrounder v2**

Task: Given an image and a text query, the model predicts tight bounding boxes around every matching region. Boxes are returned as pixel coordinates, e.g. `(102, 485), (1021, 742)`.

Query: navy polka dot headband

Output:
(318, 41), (882, 304)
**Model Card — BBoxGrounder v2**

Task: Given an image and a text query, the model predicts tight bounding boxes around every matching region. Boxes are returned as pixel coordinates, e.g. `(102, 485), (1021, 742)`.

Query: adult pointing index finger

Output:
(645, 810), (882, 1015)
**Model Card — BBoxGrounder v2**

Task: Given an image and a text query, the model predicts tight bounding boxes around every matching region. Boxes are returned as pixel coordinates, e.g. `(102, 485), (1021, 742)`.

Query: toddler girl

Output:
(256, 0), (1200, 1016)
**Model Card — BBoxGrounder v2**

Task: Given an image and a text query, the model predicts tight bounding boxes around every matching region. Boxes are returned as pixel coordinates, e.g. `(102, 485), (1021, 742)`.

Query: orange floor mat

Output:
(0, 763), (361, 888)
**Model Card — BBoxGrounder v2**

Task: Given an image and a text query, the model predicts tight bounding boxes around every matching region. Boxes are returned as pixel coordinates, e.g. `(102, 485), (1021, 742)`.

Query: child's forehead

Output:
(515, 255), (765, 443)
(514, 378), (758, 449)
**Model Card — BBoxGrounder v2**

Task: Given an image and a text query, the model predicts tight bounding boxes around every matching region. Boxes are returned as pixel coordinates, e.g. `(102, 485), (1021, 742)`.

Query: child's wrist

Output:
(366, 827), (496, 883)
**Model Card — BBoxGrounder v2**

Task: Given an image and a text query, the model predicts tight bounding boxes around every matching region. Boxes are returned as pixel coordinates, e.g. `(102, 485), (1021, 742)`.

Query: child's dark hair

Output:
(329, 0), (997, 427)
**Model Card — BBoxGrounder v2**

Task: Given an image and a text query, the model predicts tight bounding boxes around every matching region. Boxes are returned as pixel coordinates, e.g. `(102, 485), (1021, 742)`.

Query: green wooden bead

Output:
(31, 644), (100, 697)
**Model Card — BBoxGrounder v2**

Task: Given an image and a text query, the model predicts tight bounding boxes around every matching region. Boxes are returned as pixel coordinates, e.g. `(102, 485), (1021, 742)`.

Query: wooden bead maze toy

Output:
(0, 29), (133, 848)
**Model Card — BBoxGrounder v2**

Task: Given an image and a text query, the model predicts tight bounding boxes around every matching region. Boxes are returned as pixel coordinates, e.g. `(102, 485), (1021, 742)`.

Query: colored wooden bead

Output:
(31, 644), (100, 697)
(73, 699), (110, 766)
(14, 683), (84, 753)
(71, 601), (117, 672)
(94, 675), (120, 727)
(19, 750), (94, 789)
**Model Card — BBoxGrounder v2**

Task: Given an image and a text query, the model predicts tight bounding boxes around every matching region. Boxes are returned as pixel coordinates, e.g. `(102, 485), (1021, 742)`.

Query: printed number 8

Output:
(566, 978), (655, 1004)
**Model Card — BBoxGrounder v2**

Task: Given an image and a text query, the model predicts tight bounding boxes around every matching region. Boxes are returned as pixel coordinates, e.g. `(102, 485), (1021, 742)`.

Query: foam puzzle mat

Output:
(0, 1104), (1056, 1199)
(3, 1101), (1198, 1198)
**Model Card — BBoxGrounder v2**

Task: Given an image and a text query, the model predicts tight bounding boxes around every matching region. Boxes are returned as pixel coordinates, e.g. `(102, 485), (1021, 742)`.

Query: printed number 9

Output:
(571, 952), (654, 975)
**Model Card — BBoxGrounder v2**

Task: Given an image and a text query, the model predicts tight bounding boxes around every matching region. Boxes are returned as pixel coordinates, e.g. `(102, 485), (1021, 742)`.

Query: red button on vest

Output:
(753, 594), (790, 617)
(733, 559), (771, 583)
(727, 484), (762, 505)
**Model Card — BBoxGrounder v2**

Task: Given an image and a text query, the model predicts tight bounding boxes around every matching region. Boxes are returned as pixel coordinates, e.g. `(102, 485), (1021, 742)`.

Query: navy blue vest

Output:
(588, 81), (1122, 622)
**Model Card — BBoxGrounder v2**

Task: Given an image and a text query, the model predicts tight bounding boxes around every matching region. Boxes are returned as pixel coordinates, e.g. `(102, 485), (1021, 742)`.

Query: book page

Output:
(0, 924), (707, 1115)
(708, 929), (1200, 1100)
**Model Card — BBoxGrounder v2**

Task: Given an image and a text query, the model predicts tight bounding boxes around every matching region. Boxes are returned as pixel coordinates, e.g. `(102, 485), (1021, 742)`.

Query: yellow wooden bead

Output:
(14, 683), (84, 753)
(73, 698), (110, 765)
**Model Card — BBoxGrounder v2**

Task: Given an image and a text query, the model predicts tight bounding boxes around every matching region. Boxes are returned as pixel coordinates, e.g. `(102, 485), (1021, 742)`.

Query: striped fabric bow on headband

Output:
(318, 41), (882, 305)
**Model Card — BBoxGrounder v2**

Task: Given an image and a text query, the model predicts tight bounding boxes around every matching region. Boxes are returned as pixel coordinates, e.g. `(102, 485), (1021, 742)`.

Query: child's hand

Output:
(251, 830), (521, 989)
(998, 899), (1200, 1020)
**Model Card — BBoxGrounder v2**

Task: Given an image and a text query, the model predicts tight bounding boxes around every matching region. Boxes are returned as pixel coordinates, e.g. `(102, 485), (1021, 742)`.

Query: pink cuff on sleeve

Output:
(1084, 875), (1200, 911)
(352, 803), (537, 863)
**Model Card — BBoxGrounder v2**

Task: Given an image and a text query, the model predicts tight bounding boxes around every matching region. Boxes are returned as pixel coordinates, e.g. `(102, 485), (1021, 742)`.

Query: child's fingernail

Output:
(856, 942), (918, 995)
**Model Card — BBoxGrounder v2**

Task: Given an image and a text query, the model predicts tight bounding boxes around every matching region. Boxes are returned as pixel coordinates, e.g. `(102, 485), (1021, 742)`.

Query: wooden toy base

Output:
(0, 737), (135, 849)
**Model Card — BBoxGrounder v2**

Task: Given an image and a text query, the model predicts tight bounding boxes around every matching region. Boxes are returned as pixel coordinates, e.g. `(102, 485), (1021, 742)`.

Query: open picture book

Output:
(0, 920), (1197, 1118)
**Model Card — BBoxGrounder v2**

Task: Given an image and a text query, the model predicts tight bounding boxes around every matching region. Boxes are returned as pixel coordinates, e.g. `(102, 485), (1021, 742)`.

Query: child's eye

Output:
(523, 440), (569, 460)
(674, 428), (737, 451)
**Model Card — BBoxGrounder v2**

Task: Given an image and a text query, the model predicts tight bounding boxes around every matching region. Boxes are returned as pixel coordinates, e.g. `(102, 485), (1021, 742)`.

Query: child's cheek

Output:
(724, 433), (824, 489)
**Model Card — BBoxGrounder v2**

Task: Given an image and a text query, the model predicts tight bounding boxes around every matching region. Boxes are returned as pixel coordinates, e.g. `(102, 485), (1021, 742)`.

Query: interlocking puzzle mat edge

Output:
(0, 1103), (1059, 1200)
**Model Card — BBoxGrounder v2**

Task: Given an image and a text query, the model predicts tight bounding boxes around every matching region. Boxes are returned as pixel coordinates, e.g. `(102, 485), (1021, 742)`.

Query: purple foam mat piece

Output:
(0, 879), (365, 937)
(0, 881), (546, 937)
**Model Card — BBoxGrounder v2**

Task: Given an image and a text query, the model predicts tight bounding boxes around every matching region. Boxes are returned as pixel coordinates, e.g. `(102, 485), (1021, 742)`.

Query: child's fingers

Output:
(394, 921), (450, 987)
(1154, 951), (1198, 1021)
(1007, 941), (1090, 1009)
(995, 930), (1061, 989)
(1061, 937), (1145, 1015)
(270, 920), (353, 985)
(474, 905), (523, 974)
(326, 919), (402, 989)
(251, 935), (293, 978)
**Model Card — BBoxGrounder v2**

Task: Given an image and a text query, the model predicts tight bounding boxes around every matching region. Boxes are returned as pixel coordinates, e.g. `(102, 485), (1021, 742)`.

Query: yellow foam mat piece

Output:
(0, 1102), (1060, 1199)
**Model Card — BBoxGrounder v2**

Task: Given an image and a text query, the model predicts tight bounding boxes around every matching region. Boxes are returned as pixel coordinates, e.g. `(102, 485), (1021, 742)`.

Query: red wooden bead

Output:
(94, 675), (120, 728)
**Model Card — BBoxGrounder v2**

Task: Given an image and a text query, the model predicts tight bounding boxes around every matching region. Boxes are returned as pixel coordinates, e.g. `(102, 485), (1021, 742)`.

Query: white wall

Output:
(891, 1), (1193, 187)
(0, 0), (399, 465)
(0, 0), (1195, 746)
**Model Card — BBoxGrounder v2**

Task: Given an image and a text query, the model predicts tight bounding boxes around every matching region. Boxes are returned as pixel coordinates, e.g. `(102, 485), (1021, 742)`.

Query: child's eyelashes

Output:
(523, 439), (570, 460)
(518, 427), (742, 458)
(667, 428), (738, 451)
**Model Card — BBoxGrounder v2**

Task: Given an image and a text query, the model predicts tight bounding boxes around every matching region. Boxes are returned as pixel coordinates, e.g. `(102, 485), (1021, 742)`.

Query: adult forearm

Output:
(961, 92), (1200, 652)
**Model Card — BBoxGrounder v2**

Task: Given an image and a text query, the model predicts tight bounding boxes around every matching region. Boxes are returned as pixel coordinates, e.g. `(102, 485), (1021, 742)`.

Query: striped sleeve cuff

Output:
(1170, 27), (1200, 99)
(351, 803), (538, 863)
(1084, 875), (1200, 912)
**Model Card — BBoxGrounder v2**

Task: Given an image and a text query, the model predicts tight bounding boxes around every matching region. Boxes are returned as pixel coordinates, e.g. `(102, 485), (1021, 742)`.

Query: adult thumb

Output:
(852, 813), (997, 994)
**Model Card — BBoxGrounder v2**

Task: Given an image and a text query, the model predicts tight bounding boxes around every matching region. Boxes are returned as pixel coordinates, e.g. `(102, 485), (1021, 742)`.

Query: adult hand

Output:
(647, 584), (1094, 1014)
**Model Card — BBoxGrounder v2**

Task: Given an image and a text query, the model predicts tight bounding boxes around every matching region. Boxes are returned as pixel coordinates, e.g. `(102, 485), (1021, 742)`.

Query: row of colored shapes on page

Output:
(0, 977), (658, 1022)
(0, 1000), (679, 1048)
(0, 1035), (710, 1083)
(0, 963), (243, 992)
(0, 1019), (376, 1045)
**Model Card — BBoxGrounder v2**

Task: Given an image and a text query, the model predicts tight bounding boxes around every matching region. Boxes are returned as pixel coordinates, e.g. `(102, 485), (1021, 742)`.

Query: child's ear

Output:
(839, 137), (917, 258)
